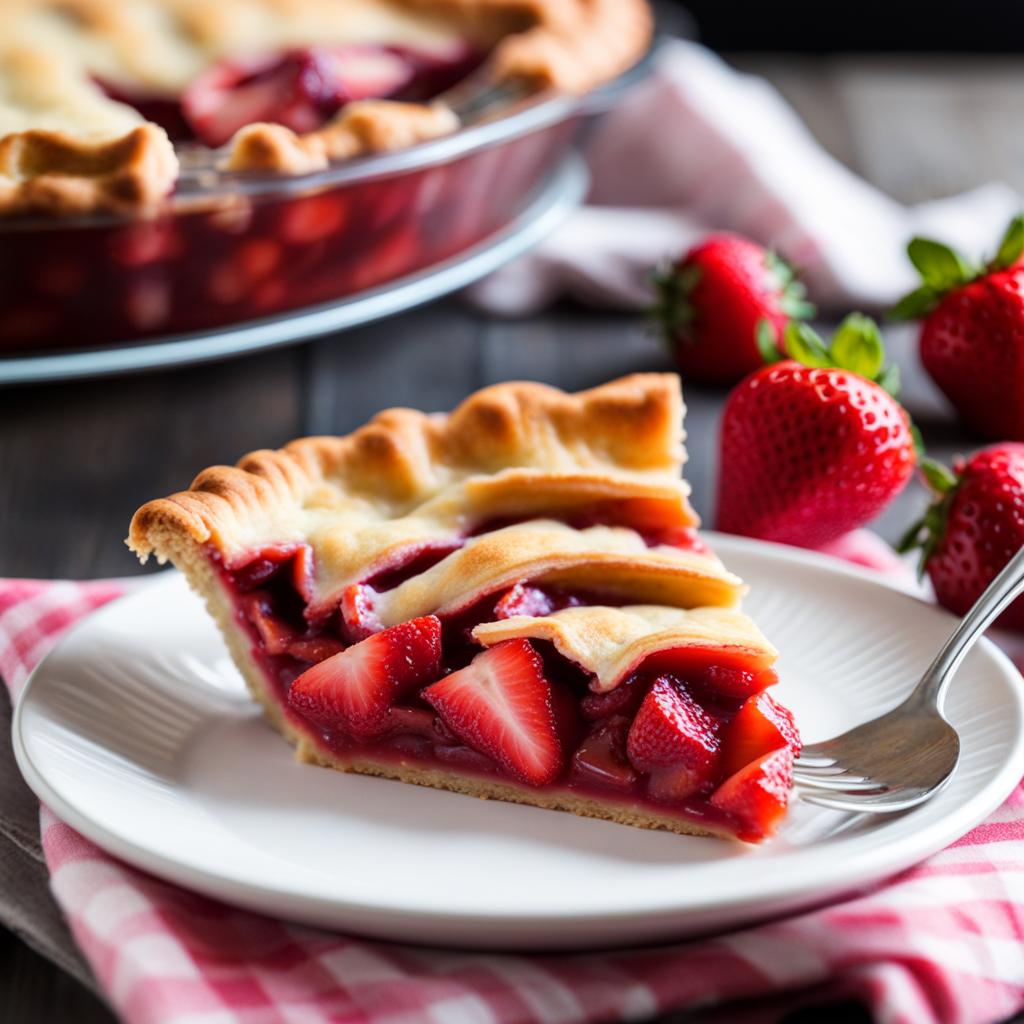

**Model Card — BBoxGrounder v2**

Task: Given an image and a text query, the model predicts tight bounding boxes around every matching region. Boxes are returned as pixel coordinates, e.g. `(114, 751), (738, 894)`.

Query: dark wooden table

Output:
(1, 54), (1019, 1023)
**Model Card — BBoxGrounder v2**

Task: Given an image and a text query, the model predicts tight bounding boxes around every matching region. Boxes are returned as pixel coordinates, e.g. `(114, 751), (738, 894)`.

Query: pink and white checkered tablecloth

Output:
(3, 539), (1024, 1024)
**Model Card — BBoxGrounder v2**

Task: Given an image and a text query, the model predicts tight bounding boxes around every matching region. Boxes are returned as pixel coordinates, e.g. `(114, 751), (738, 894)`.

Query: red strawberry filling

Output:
(213, 538), (799, 841)
(98, 40), (481, 149)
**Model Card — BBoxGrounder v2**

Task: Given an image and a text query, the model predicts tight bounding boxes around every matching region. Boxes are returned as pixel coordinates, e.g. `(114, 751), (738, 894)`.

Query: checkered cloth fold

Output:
(3, 540), (1024, 1024)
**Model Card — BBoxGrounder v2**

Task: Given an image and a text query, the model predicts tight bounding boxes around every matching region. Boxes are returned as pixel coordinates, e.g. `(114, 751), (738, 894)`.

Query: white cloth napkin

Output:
(467, 40), (1021, 317)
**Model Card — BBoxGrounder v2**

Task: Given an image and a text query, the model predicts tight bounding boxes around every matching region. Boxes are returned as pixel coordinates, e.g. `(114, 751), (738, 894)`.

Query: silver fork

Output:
(794, 543), (1024, 813)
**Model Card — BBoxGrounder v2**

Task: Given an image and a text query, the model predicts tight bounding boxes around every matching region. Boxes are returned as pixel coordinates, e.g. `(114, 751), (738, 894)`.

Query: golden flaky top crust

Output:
(473, 605), (777, 691)
(130, 375), (754, 636)
(0, 0), (651, 215)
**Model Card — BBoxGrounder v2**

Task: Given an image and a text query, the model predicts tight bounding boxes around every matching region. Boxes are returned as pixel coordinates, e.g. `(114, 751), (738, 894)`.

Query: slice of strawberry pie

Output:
(129, 375), (799, 842)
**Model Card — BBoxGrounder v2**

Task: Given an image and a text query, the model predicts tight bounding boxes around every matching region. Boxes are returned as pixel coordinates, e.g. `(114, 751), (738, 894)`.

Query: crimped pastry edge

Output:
(128, 374), (691, 563)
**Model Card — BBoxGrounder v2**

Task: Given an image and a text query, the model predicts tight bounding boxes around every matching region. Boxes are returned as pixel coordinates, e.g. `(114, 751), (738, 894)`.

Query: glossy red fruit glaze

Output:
(288, 615), (442, 739)
(717, 361), (916, 548)
(657, 235), (792, 385)
(699, 665), (777, 699)
(627, 677), (721, 798)
(571, 716), (638, 791)
(711, 746), (794, 841)
(423, 640), (566, 787)
(287, 636), (346, 664)
(580, 675), (648, 721)
(720, 691), (801, 779)
(920, 268), (1024, 441)
(182, 46), (415, 147)
(638, 647), (777, 688)
(244, 594), (299, 655)
(229, 543), (302, 590)
(926, 445), (1024, 631)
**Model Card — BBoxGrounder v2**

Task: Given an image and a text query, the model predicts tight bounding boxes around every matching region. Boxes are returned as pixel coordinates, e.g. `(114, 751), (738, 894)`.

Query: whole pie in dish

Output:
(0, 0), (652, 216)
(129, 375), (800, 843)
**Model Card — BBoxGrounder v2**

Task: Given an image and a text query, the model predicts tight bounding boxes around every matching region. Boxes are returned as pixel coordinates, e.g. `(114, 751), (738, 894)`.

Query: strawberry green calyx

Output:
(758, 312), (902, 398)
(764, 252), (816, 321)
(650, 260), (702, 347)
(896, 457), (960, 579)
(891, 213), (1024, 321)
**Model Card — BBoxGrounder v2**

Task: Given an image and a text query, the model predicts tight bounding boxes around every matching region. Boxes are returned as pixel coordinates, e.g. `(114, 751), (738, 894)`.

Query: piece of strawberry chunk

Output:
(626, 677), (720, 799)
(422, 639), (565, 787)
(243, 595), (298, 655)
(571, 716), (637, 791)
(288, 615), (441, 738)
(580, 675), (647, 721)
(720, 691), (801, 779)
(494, 582), (555, 620)
(287, 636), (345, 664)
(698, 665), (778, 698)
(711, 746), (794, 842)
(340, 582), (383, 642)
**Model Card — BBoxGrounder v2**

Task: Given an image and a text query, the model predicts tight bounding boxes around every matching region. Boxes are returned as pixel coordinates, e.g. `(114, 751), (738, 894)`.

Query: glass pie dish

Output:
(0, 50), (653, 361)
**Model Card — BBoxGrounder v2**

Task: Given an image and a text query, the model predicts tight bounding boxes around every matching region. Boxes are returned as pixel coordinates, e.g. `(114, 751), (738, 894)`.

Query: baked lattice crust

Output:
(1, 0), (652, 215)
(129, 374), (741, 614)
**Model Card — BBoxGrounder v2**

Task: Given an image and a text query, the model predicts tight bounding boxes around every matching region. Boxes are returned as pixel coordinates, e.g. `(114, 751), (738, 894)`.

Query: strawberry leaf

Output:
(649, 260), (701, 348)
(783, 322), (831, 368)
(991, 213), (1024, 271)
(910, 422), (925, 458)
(780, 294), (817, 320)
(876, 362), (902, 399)
(764, 251), (795, 287)
(766, 251), (817, 320)
(896, 516), (926, 554)
(756, 318), (783, 364)
(920, 457), (958, 495)
(889, 284), (940, 321)
(830, 313), (884, 380)
(907, 237), (975, 291)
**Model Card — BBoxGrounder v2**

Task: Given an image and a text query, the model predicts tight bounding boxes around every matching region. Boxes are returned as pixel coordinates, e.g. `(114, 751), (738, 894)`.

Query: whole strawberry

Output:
(892, 215), (1024, 441)
(651, 233), (814, 385)
(716, 314), (916, 548)
(898, 445), (1024, 632)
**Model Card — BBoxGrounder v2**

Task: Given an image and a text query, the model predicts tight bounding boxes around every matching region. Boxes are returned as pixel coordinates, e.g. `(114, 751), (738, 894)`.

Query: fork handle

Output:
(912, 543), (1024, 710)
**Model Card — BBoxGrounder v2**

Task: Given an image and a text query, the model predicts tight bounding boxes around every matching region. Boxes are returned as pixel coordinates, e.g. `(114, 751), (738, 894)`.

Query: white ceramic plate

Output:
(14, 535), (1024, 950)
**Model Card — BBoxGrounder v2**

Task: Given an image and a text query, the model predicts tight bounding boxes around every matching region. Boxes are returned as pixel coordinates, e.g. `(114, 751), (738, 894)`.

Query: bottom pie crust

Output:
(295, 742), (731, 839)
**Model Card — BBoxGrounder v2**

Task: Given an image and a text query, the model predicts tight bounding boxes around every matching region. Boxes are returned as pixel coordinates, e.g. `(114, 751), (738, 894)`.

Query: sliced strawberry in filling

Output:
(720, 691), (801, 779)
(422, 639), (566, 787)
(710, 746), (795, 842)
(288, 615), (442, 739)
(626, 677), (722, 801)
